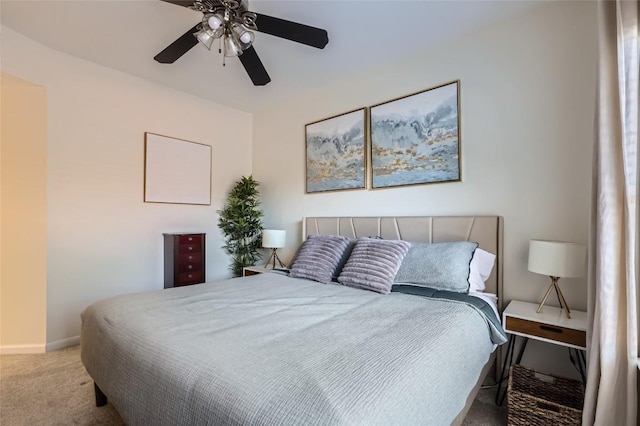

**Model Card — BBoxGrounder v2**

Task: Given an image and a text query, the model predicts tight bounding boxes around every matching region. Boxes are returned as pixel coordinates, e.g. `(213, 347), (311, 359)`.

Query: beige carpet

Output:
(1, 346), (506, 425)
(1, 346), (123, 426)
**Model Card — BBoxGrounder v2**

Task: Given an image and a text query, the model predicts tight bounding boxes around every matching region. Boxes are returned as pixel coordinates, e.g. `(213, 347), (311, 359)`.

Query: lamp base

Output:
(537, 276), (572, 319)
(264, 248), (286, 269)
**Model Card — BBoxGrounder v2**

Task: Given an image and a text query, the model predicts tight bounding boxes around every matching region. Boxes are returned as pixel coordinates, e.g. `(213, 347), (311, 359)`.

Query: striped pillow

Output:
(290, 234), (350, 284)
(337, 238), (411, 294)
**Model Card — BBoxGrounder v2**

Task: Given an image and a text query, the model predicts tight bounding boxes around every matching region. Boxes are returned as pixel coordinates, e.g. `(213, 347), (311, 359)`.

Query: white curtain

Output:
(583, 1), (638, 425)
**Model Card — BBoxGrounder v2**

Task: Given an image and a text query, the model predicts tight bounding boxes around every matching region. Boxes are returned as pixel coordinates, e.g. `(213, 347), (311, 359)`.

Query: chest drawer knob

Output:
(188, 265), (193, 270)
(188, 274), (192, 278)
(188, 237), (193, 241)
(188, 255), (193, 260)
(188, 246), (193, 251)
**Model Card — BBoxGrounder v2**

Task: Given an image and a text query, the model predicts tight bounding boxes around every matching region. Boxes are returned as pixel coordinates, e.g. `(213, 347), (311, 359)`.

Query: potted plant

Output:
(217, 176), (264, 277)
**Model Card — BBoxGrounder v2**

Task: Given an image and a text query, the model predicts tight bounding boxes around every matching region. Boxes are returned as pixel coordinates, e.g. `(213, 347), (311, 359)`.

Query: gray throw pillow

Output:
(394, 241), (479, 293)
(337, 238), (411, 294)
(290, 234), (350, 284)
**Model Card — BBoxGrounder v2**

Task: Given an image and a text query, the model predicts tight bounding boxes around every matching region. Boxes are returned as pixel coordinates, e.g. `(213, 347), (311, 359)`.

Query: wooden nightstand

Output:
(243, 266), (272, 276)
(495, 300), (587, 404)
(243, 266), (290, 277)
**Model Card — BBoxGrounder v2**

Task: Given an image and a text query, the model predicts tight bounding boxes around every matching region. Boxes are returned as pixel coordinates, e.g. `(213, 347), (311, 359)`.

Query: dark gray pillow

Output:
(289, 234), (350, 284)
(337, 238), (411, 294)
(394, 241), (479, 293)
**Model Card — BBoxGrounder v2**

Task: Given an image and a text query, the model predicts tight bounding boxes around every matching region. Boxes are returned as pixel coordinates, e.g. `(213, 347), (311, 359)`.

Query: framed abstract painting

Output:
(369, 80), (461, 189)
(305, 108), (366, 193)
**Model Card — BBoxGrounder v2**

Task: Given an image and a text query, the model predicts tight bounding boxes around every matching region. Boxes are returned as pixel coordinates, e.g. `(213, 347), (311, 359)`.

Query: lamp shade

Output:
(262, 230), (286, 249)
(195, 29), (215, 50)
(528, 240), (586, 278)
(224, 34), (243, 57)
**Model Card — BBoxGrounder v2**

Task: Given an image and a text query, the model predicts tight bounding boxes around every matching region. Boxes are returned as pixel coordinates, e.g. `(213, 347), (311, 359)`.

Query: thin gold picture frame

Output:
(304, 108), (367, 194)
(143, 132), (212, 205)
(369, 80), (461, 190)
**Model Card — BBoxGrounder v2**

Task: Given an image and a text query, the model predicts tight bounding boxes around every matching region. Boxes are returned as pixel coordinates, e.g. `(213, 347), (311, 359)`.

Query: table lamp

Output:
(528, 239), (586, 319)
(262, 229), (286, 269)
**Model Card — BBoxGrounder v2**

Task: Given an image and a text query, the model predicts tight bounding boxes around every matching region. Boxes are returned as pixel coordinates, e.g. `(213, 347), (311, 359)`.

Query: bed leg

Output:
(94, 382), (108, 407)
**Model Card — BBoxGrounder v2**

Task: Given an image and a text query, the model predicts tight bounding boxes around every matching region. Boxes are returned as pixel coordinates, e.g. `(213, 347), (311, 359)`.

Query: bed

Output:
(81, 215), (505, 425)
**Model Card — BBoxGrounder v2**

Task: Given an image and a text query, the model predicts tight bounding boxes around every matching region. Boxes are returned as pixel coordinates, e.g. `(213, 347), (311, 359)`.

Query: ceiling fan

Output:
(155, 0), (329, 86)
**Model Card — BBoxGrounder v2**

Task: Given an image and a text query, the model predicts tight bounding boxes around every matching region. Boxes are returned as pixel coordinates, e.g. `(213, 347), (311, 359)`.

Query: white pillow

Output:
(468, 248), (496, 292)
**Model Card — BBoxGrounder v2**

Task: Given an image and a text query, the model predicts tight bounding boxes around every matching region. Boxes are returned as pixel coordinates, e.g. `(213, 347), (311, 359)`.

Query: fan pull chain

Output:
(222, 37), (226, 67)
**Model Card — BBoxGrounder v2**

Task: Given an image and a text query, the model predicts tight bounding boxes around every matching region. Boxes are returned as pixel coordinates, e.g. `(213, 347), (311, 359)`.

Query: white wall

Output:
(253, 2), (597, 376)
(0, 26), (252, 349)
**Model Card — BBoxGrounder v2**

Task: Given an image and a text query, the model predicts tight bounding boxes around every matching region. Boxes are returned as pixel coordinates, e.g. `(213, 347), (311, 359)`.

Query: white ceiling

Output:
(1, 0), (543, 113)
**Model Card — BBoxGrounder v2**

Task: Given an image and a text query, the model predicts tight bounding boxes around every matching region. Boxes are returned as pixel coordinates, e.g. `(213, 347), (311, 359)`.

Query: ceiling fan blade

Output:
(159, 0), (194, 8)
(154, 24), (200, 63)
(238, 46), (271, 86)
(254, 13), (328, 49)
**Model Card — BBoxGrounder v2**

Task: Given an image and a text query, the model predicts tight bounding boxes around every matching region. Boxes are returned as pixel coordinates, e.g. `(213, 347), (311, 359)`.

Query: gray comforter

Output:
(81, 273), (500, 425)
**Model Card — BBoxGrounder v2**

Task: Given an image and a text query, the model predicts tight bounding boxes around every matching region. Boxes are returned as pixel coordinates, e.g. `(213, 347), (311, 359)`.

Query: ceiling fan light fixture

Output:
(224, 33), (243, 57)
(207, 14), (224, 30)
(201, 14), (224, 38)
(195, 28), (215, 50)
(231, 23), (254, 48)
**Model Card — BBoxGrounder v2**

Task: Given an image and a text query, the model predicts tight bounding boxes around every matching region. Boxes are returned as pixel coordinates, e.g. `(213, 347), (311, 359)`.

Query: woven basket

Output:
(507, 365), (584, 426)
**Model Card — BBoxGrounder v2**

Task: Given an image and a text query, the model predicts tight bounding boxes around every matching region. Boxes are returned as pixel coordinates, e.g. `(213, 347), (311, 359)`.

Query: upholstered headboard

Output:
(302, 216), (504, 311)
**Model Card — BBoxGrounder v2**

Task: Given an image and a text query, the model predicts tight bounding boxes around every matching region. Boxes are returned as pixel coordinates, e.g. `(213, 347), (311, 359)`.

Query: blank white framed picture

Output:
(144, 132), (212, 205)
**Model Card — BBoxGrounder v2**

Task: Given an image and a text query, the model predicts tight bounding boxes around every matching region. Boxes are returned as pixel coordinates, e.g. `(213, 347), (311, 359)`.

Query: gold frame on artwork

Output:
(304, 108), (367, 194)
(143, 132), (212, 205)
(369, 80), (461, 190)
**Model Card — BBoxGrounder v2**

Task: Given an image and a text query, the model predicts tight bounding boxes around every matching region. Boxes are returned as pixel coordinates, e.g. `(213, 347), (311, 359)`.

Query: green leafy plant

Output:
(217, 176), (264, 277)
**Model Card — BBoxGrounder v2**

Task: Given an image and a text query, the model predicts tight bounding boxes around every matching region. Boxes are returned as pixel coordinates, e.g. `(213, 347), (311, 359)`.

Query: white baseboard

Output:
(0, 343), (46, 355)
(0, 336), (80, 354)
(45, 335), (80, 352)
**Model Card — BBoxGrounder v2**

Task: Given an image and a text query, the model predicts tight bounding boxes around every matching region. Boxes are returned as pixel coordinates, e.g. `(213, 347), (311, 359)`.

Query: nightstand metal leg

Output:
(569, 348), (587, 384)
(514, 337), (529, 364)
(495, 336), (514, 405)
(495, 336), (530, 406)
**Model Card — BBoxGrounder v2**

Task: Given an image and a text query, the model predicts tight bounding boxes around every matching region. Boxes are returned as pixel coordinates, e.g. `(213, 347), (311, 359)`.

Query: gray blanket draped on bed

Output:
(81, 273), (500, 425)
